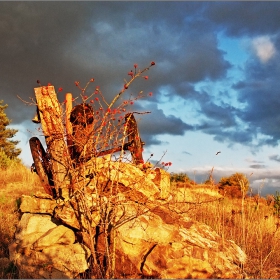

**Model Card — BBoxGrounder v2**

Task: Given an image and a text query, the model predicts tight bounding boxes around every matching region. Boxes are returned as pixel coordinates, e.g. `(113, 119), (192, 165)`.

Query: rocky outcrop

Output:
(9, 212), (90, 279)
(114, 204), (246, 278)
(9, 158), (246, 279)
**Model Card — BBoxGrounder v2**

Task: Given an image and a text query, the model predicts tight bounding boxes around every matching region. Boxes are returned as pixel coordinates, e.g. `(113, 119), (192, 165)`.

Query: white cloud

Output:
(252, 36), (276, 63)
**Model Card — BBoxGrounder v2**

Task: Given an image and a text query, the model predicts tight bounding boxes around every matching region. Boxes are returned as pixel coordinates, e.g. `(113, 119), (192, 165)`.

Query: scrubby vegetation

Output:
(218, 172), (250, 198)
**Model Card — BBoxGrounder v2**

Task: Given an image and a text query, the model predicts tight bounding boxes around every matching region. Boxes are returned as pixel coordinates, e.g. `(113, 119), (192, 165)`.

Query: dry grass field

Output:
(1, 162), (280, 278)
(170, 181), (280, 279)
(0, 162), (41, 278)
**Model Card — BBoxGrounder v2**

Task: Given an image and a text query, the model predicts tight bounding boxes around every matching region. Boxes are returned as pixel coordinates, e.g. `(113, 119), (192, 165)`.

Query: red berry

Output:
(151, 61), (155, 66)
(144, 76), (148, 80)
(58, 87), (63, 92)
(124, 84), (128, 89)
(134, 64), (138, 68)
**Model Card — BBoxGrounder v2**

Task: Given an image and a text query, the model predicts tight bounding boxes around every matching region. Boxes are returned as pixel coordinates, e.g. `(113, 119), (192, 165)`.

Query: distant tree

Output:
(218, 172), (249, 198)
(170, 172), (190, 183)
(0, 100), (21, 159)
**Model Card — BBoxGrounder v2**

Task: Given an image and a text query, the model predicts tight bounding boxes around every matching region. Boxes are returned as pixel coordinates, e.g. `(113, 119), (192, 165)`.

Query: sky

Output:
(1, 1), (280, 196)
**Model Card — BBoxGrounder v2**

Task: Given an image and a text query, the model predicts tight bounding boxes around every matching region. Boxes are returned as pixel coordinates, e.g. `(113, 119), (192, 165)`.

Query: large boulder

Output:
(114, 204), (246, 279)
(32, 225), (75, 250)
(10, 243), (90, 279)
(9, 211), (91, 279)
(20, 194), (56, 214)
(13, 213), (57, 247)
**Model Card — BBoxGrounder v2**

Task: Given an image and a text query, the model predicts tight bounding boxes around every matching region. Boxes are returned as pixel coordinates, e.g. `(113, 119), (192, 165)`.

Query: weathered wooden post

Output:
(34, 86), (72, 200)
(125, 113), (144, 165)
(65, 93), (73, 157)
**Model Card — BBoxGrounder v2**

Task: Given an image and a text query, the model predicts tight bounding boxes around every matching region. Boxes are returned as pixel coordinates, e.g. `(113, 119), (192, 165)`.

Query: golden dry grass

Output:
(171, 181), (280, 278)
(0, 161), (41, 278)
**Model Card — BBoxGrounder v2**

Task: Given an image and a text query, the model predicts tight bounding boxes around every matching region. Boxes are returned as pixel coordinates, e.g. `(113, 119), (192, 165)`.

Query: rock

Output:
(34, 191), (53, 199)
(78, 157), (161, 199)
(9, 213), (59, 264)
(114, 203), (246, 279)
(9, 216), (90, 279)
(151, 168), (171, 199)
(32, 225), (75, 249)
(54, 197), (100, 230)
(172, 186), (223, 203)
(20, 195), (57, 214)
(12, 243), (90, 279)
(42, 243), (90, 274)
(14, 213), (57, 241)
(54, 200), (81, 230)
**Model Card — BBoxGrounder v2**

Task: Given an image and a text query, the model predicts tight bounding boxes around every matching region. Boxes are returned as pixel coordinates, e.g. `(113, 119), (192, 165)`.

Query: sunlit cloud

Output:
(252, 36), (276, 63)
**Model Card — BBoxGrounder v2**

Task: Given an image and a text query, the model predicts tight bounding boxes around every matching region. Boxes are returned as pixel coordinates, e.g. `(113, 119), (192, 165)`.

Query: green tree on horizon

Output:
(0, 100), (21, 159)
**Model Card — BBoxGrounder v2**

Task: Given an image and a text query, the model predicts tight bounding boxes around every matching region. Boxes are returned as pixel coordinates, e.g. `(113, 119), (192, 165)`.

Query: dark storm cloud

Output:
(1, 1), (280, 151)
(136, 103), (194, 146)
(0, 3), (227, 98)
(0, 1), (229, 146)
(196, 92), (238, 127)
(205, 2), (280, 36)
(231, 41), (280, 147)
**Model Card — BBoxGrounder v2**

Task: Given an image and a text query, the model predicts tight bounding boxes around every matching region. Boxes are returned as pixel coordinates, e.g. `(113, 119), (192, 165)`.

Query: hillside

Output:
(1, 162), (280, 278)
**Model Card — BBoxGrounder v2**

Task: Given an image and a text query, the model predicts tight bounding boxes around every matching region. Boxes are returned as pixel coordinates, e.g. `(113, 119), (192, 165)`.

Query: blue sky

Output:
(1, 2), (280, 196)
